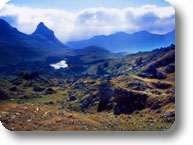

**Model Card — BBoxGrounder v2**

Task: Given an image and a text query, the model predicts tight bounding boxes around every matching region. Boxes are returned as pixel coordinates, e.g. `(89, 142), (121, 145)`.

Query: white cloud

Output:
(0, 4), (175, 42)
(0, 0), (9, 10)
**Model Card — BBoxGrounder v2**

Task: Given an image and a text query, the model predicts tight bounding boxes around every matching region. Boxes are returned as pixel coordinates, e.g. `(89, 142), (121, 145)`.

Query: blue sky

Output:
(8, 0), (171, 12)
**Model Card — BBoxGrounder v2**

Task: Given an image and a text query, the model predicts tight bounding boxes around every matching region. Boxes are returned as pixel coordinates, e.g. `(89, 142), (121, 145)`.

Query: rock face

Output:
(95, 86), (148, 115)
(97, 88), (113, 112)
(113, 88), (148, 115)
(97, 81), (113, 112)
(82, 96), (97, 111)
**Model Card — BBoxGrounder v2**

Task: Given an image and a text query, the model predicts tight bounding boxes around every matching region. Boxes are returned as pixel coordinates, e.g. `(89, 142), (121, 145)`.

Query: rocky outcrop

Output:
(113, 88), (148, 115)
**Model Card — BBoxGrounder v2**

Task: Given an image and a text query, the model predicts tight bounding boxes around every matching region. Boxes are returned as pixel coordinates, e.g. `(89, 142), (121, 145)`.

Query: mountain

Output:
(67, 45), (117, 65)
(30, 22), (66, 49)
(0, 19), (67, 66)
(66, 30), (175, 52)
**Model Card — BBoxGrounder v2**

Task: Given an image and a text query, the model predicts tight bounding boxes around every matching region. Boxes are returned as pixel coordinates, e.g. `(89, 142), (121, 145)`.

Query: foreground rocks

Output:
(0, 103), (174, 131)
(113, 88), (148, 115)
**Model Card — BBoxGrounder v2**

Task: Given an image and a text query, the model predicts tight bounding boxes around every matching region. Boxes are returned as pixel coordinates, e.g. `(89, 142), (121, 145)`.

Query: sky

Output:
(0, 0), (175, 42)
(6, 0), (172, 12)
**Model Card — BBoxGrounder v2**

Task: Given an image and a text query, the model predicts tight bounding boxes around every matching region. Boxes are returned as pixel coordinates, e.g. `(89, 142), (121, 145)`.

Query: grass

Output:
(0, 48), (175, 131)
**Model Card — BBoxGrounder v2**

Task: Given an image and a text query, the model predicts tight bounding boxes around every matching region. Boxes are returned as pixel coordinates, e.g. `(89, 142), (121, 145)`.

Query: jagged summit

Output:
(0, 19), (68, 66)
(31, 22), (67, 48)
(32, 22), (56, 41)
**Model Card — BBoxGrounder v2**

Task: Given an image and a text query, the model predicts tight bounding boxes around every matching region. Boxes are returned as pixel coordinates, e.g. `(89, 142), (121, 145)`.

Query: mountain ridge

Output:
(66, 30), (175, 52)
(31, 22), (66, 48)
(0, 19), (68, 66)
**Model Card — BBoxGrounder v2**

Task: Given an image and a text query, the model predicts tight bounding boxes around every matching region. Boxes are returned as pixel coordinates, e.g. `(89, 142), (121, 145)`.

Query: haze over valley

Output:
(0, 0), (175, 131)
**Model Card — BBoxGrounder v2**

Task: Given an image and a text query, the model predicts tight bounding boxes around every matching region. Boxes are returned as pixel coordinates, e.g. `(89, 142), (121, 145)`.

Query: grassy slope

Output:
(0, 48), (175, 131)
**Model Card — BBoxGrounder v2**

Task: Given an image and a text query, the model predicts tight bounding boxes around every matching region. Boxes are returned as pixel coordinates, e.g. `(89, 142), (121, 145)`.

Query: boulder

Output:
(17, 101), (24, 104)
(165, 64), (175, 74)
(155, 109), (161, 113)
(113, 88), (148, 115)
(151, 82), (172, 89)
(69, 96), (77, 101)
(33, 86), (45, 92)
(68, 114), (73, 118)
(45, 88), (56, 95)
(48, 101), (54, 105)
(0, 88), (9, 100)
(96, 66), (106, 76)
(146, 65), (157, 76)
(156, 72), (167, 79)
(168, 96), (175, 103)
(10, 79), (23, 86)
(97, 87), (113, 112)
(9, 87), (18, 91)
(103, 62), (109, 68)
(135, 57), (143, 66)
(81, 96), (95, 110)
(150, 103), (161, 110)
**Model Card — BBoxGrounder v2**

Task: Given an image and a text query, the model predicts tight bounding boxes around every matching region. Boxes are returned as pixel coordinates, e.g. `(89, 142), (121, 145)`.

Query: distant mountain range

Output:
(0, 19), (67, 66)
(0, 19), (175, 67)
(66, 30), (175, 52)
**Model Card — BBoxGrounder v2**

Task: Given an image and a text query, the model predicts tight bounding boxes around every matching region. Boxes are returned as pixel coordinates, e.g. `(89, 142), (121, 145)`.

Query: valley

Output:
(0, 19), (175, 131)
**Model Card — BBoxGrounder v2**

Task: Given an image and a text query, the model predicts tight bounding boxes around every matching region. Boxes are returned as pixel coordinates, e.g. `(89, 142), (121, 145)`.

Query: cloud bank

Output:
(0, 4), (175, 42)
(0, 0), (9, 10)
